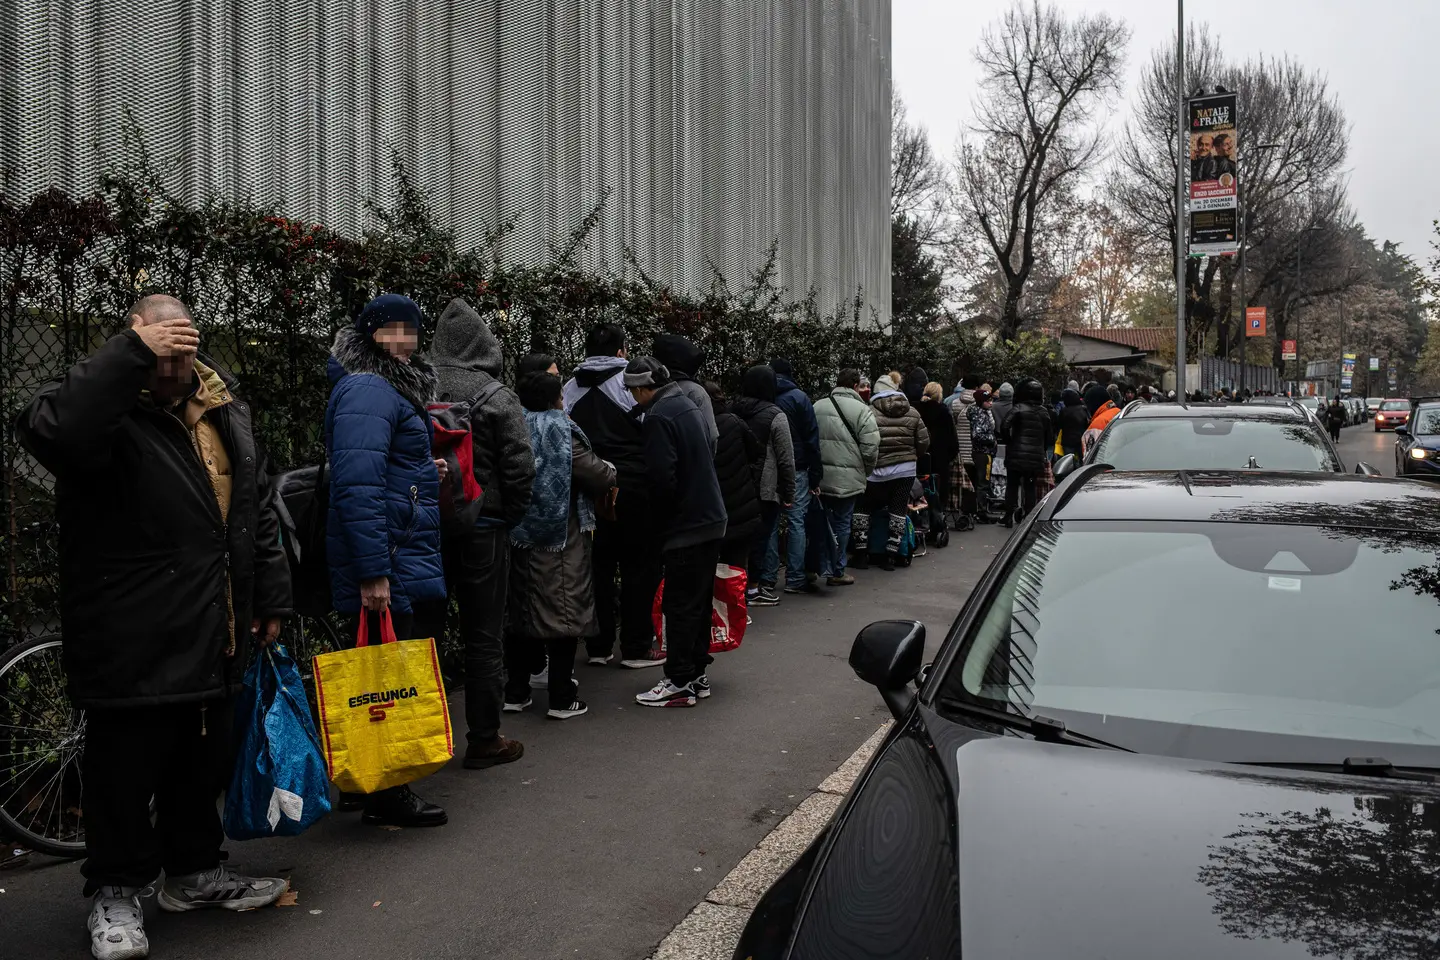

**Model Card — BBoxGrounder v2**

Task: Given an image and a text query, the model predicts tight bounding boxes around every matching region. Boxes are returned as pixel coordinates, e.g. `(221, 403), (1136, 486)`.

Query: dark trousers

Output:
(662, 540), (722, 686)
(432, 526), (511, 746)
(589, 516), (664, 660)
(1005, 469), (1041, 515)
(506, 637), (579, 710)
(81, 702), (230, 894)
(863, 477), (912, 555)
(748, 501), (782, 587)
(1327, 423), (1341, 441)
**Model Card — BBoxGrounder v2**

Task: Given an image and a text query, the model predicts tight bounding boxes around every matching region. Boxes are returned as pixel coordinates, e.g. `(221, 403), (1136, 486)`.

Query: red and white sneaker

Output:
(635, 679), (697, 707)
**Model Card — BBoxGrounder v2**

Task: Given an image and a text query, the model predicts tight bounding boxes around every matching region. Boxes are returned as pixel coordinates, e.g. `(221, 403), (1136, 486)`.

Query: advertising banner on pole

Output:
(1187, 92), (1239, 257)
(1282, 339), (1297, 361)
(1389, 366), (1398, 388)
(1369, 357), (1380, 371)
(1245, 306), (1266, 336)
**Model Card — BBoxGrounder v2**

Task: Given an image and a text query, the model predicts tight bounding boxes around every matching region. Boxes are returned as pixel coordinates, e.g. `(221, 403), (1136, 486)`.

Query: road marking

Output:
(648, 720), (893, 960)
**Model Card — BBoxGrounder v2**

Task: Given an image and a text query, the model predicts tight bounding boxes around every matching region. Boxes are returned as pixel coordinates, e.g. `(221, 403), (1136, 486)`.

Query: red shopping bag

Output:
(653, 564), (749, 656)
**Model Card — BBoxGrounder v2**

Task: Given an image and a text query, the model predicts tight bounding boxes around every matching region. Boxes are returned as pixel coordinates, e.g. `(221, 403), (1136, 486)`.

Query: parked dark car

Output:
(736, 469), (1440, 960)
(1396, 400), (1440, 479)
(1053, 401), (1365, 478)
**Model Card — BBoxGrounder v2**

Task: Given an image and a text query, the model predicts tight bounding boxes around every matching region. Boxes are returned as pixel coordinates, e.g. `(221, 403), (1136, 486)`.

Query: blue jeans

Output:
(780, 484), (812, 589)
(820, 495), (857, 577)
(750, 501), (782, 589)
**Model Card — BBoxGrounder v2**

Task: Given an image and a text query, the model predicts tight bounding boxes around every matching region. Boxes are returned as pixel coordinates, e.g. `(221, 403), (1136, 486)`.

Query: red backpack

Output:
(427, 380), (503, 537)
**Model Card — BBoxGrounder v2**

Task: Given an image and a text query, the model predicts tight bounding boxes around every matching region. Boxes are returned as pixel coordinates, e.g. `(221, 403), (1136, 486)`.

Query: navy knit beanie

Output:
(356, 293), (424, 338)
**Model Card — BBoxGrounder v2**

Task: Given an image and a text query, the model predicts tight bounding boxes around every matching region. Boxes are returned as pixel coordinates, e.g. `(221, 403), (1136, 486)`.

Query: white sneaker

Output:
(620, 657), (666, 670)
(157, 864), (287, 912)
(547, 700), (589, 720)
(586, 654), (613, 666)
(502, 697), (532, 713)
(635, 679), (697, 708)
(89, 887), (148, 960)
(530, 666), (548, 689)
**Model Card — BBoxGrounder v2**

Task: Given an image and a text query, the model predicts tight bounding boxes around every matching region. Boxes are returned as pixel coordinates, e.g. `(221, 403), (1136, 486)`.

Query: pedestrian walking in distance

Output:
(17, 294), (292, 960)
(564, 323), (666, 669)
(625, 357), (728, 707)
(815, 368), (880, 584)
(428, 298), (534, 766)
(505, 359), (617, 720)
(731, 364), (795, 607)
(1325, 396), (1346, 442)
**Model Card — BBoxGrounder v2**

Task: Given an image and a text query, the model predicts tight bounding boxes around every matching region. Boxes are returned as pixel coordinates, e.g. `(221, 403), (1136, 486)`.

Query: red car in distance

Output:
(1375, 398), (1411, 431)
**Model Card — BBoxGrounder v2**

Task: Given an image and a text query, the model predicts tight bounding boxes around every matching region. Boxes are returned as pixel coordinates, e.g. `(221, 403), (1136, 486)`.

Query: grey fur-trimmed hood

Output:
(328, 327), (438, 411)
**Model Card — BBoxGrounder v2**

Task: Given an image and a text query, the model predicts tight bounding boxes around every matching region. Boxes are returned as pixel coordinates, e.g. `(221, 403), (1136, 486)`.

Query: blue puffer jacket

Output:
(775, 375), (823, 490)
(323, 328), (446, 614)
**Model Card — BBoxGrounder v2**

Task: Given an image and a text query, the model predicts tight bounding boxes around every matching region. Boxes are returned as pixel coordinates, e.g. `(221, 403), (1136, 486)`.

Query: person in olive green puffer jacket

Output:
(815, 369), (880, 583)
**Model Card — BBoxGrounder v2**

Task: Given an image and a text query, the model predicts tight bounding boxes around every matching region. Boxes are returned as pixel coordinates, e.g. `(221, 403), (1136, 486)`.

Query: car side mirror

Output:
(1395, 425), (1409, 437)
(849, 620), (926, 721)
(1355, 462), (1382, 477)
(1053, 454), (1078, 480)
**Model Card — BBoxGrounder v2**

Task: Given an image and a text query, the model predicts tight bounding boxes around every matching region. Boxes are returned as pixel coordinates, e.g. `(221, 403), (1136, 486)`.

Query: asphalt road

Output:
(3, 525), (1006, 960)
(1336, 419), (1400, 476)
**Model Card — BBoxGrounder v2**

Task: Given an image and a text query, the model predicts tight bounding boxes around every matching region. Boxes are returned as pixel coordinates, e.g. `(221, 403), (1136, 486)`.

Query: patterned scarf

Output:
(510, 409), (573, 552)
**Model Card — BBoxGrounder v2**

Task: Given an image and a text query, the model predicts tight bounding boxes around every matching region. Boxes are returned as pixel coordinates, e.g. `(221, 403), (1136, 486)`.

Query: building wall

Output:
(1, 0), (892, 321)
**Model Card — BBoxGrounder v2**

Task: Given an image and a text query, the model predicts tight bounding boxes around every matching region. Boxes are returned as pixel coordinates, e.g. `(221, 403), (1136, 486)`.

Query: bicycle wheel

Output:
(278, 613), (344, 717)
(0, 635), (87, 858)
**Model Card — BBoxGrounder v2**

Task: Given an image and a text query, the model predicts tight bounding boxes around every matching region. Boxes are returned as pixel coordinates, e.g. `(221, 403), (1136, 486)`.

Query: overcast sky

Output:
(893, 0), (1440, 274)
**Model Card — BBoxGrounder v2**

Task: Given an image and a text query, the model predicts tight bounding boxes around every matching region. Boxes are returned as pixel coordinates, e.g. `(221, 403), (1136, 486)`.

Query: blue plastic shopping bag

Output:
(224, 645), (332, 840)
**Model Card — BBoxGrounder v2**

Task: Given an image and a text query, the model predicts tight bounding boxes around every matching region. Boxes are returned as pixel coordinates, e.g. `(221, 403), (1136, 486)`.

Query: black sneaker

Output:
(361, 785), (448, 828)
(751, 586), (781, 607)
(693, 675), (712, 699)
(547, 700), (589, 720)
(783, 582), (820, 595)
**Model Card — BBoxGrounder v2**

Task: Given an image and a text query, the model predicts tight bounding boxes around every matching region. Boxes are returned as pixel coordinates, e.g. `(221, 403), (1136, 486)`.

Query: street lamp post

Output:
(1174, 0), (1186, 402)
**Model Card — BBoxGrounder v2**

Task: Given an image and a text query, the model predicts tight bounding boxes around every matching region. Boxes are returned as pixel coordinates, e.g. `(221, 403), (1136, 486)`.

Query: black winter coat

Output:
(917, 397), (958, 475)
(1001, 400), (1056, 473)
(15, 331), (292, 708)
(641, 383), (728, 550)
(568, 365), (649, 520)
(1057, 392), (1091, 451)
(713, 407), (764, 542)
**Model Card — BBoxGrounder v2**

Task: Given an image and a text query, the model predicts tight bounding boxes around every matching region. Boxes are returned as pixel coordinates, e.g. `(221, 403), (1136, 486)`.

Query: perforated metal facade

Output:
(2, 0), (892, 320)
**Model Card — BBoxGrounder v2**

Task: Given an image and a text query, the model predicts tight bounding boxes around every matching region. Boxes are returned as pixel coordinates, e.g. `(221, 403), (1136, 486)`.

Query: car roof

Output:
(1116, 403), (1310, 423)
(1048, 470), (1440, 528)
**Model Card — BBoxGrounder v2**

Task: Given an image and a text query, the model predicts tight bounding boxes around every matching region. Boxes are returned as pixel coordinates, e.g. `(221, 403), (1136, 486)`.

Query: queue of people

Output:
(19, 289), (1065, 960)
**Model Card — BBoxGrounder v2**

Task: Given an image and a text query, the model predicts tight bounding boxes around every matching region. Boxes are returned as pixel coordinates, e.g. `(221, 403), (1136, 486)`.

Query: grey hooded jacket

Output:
(430, 298), (534, 530)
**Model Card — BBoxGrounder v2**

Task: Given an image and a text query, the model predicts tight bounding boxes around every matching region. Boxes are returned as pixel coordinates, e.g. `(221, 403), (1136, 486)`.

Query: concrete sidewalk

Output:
(3, 527), (1004, 960)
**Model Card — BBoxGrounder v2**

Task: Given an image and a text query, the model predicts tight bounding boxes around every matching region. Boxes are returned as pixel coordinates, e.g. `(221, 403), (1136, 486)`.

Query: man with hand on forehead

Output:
(17, 294), (293, 960)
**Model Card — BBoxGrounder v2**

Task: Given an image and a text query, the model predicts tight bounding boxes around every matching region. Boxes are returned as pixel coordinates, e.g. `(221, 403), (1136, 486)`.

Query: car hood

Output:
(952, 737), (1440, 959)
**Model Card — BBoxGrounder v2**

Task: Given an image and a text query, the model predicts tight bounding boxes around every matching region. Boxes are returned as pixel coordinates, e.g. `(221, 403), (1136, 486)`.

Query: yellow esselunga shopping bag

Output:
(313, 609), (454, 794)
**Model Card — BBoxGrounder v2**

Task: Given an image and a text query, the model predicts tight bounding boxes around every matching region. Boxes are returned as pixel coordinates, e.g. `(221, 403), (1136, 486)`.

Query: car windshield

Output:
(1090, 417), (1338, 471)
(1414, 406), (1440, 436)
(943, 521), (1440, 754)
(1382, 401), (1409, 411)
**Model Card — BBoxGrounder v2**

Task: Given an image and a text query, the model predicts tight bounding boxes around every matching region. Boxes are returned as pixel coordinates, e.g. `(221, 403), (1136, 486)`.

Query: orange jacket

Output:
(1088, 401), (1121, 432)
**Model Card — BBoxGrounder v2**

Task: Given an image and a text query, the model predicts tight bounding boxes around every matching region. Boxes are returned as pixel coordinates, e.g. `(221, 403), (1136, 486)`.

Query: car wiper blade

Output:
(1246, 756), (1438, 783)
(935, 696), (1132, 752)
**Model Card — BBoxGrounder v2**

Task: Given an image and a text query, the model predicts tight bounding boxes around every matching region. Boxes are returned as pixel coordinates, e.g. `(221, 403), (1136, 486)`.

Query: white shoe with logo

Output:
(635, 679), (697, 707)
(89, 886), (148, 960)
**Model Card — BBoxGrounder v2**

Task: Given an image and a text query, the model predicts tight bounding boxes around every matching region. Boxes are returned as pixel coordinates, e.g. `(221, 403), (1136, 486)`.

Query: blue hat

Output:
(356, 294), (423, 338)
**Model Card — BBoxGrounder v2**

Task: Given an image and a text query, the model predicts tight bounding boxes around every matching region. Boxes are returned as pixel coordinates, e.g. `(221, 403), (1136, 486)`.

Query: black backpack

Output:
(273, 463), (332, 617)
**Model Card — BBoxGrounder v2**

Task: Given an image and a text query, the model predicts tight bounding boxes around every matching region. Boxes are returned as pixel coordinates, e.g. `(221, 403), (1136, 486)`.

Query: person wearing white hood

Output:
(563, 323), (665, 669)
(853, 374), (929, 571)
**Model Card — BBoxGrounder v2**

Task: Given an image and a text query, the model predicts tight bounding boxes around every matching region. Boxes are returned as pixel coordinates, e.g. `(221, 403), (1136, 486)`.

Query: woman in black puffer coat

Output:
(999, 379), (1055, 527)
(1057, 388), (1090, 459)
